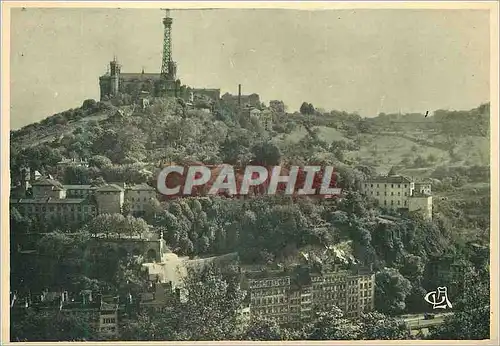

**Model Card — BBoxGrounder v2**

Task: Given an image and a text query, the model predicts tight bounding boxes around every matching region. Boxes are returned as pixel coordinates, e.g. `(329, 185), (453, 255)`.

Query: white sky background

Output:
(10, 8), (490, 129)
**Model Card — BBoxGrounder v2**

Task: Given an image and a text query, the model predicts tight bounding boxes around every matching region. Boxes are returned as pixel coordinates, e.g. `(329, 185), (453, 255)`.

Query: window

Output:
(398, 192), (400, 196)
(391, 200), (394, 205)
(376, 192), (379, 196)
(404, 184), (407, 188)
(384, 184), (387, 187)
(384, 192), (387, 196)
(370, 184), (373, 188)
(391, 184), (394, 188)
(404, 200), (407, 206)
(398, 184), (400, 188)
(371, 191), (373, 195)
(391, 192), (394, 196)
(377, 184), (379, 187)
(404, 192), (407, 196)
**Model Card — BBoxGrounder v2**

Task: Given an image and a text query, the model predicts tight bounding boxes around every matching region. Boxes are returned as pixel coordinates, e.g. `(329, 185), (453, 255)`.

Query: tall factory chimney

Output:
(238, 84), (242, 108)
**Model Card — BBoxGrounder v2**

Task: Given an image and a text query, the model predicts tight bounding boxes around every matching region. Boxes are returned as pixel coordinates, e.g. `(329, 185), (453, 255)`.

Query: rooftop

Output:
(120, 72), (162, 80)
(32, 179), (64, 188)
(365, 175), (413, 184)
(10, 197), (91, 204)
(127, 183), (156, 191)
(96, 184), (124, 192)
(63, 185), (93, 190)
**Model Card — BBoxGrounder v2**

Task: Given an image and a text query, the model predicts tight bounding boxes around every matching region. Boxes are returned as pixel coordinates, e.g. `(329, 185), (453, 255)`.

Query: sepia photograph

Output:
(2, 2), (498, 344)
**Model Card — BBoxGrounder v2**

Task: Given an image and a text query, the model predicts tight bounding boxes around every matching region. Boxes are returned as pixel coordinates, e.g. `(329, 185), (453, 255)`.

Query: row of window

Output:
(371, 191), (408, 197)
(102, 318), (116, 324)
(383, 200), (407, 206)
(365, 183), (408, 189)
(18, 204), (95, 213)
(253, 306), (288, 314)
(251, 288), (286, 296)
(129, 197), (150, 202)
(45, 213), (92, 222)
(252, 296), (286, 305)
(250, 278), (290, 288)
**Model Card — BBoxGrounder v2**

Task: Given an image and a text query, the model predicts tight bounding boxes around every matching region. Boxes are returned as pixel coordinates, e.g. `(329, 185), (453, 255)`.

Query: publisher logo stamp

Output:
(424, 287), (453, 309)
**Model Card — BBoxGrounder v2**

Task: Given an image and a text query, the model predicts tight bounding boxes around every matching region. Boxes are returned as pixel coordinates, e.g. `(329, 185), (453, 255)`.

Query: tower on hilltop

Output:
(161, 9), (177, 81)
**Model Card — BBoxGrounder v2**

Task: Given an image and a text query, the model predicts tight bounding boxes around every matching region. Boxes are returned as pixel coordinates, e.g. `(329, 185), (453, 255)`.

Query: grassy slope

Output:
(12, 110), (114, 149)
(278, 125), (349, 144)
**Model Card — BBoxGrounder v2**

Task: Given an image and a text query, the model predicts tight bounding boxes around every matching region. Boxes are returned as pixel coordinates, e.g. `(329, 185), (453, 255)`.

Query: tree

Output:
(357, 312), (411, 340)
(129, 266), (247, 341)
(11, 309), (97, 341)
(308, 308), (361, 340)
(122, 201), (132, 216)
(300, 102), (309, 115)
(251, 142), (282, 166)
(242, 318), (282, 341)
(375, 268), (412, 315)
(300, 102), (315, 115)
(82, 99), (97, 111)
(430, 273), (489, 340)
(397, 253), (425, 283)
(63, 165), (91, 184)
(88, 155), (112, 169)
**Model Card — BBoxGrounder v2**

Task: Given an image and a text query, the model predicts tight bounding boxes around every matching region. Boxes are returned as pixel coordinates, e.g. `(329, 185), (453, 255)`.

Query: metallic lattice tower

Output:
(161, 9), (176, 80)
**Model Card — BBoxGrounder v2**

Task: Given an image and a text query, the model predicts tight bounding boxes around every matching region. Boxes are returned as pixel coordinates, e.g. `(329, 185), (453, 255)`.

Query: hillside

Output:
(10, 98), (490, 188)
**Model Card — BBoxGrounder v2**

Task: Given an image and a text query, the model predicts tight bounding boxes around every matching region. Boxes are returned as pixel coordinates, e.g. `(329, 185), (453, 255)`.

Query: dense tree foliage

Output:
(9, 96), (490, 341)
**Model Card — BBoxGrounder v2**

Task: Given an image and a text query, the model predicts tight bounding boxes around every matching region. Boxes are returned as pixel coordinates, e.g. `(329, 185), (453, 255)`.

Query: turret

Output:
(110, 57), (121, 96)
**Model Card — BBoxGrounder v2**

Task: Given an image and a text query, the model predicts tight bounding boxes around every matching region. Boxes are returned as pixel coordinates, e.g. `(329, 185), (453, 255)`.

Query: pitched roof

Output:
(120, 72), (162, 80)
(365, 175), (412, 184)
(10, 198), (91, 204)
(63, 185), (93, 190)
(127, 183), (156, 191)
(96, 184), (124, 192)
(32, 179), (64, 188)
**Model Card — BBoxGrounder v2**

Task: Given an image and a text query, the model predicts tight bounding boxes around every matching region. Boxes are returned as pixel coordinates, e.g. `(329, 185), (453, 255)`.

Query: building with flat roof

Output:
(243, 263), (375, 325)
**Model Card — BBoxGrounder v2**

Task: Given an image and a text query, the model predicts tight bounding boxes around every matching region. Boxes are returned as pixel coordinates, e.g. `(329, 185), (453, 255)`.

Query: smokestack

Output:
(238, 84), (241, 107)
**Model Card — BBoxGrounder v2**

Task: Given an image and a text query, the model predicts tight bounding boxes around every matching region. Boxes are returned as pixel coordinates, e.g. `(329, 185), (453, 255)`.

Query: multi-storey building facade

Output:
(244, 264), (375, 325)
(10, 290), (123, 339)
(124, 183), (157, 215)
(247, 273), (291, 324)
(414, 181), (432, 195)
(10, 177), (159, 222)
(361, 175), (433, 219)
(361, 176), (415, 208)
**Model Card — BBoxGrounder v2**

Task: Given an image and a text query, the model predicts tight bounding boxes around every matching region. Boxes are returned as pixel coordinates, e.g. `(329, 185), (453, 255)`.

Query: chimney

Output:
(238, 84), (241, 108)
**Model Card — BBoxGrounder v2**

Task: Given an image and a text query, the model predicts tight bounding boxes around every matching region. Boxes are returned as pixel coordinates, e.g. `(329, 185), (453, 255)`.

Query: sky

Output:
(10, 8), (490, 129)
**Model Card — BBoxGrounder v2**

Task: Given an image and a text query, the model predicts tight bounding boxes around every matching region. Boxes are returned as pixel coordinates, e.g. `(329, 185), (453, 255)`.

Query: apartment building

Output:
(124, 183), (157, 215)
(360, 175), (414, 208)
(247, 272), (291, 324)
(10, 290), (123, 339)
(244, 264), (375, 325)
(361, 175), (432, 219)
(10, 177), (159, 221)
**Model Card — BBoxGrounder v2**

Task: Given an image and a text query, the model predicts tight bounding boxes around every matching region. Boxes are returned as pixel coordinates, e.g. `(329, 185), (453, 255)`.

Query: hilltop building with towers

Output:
(98, 9), (269, 122)
(98, 10), (222, 106)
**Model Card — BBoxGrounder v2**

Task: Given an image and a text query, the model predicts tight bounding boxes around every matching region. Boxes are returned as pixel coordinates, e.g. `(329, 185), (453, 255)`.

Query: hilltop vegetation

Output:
(9, 96), (491, 341)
